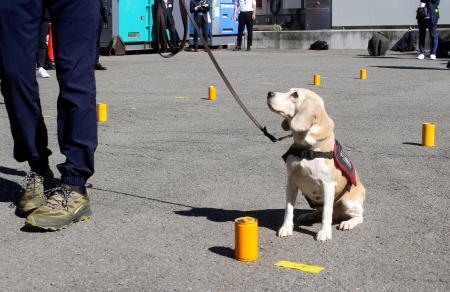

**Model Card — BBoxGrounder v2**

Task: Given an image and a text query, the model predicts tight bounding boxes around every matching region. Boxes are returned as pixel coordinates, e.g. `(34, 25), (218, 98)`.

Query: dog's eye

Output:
(290, 92), (298, 99)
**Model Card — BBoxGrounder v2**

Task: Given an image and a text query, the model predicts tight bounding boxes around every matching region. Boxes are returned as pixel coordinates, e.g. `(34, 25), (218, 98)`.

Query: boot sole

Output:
(25, 209), (92, 231)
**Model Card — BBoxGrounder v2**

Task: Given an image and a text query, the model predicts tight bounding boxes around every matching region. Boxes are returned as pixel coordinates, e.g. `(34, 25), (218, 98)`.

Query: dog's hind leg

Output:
(338, 200), (364, 231)
(278, 178), (298, 237)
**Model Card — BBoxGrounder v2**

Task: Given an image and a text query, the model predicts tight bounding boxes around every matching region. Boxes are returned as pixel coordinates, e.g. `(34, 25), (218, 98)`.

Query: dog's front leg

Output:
(316, 182), (336, 242)
(278, 178), (298, 237)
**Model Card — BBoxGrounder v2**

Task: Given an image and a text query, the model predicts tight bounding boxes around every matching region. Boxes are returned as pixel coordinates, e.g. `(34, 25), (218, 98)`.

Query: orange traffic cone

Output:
(47, 23), (55, 65)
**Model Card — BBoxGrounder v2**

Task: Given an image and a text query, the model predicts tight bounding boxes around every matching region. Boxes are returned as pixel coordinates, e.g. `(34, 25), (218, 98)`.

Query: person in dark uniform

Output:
(0, 0), (99, 230)
(163, 0), (179, 48)
(233, 0), (256, 51)
(37, 8), (51, 78)
(417, 0), (440, 60)
(95, 0), (108, 70)
(190, 0), (210, 52)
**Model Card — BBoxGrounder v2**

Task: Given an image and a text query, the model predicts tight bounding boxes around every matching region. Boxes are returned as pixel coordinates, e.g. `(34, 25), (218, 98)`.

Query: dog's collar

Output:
(282, 147), (333, 162)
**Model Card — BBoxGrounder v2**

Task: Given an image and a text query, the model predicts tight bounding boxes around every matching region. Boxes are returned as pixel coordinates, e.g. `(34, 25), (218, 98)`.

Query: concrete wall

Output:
(332, 0), (450, 27)
(252, 29), (450, 50)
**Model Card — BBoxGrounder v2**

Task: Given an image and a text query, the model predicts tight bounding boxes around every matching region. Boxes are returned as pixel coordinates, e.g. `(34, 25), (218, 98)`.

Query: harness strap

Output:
(282, 147), (333, 162)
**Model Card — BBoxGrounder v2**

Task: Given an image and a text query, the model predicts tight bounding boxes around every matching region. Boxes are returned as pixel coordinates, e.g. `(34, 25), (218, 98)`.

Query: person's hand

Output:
(204, 4), (209, 7)
(252, 13), (256, 21)
(195, 5), (200, 10)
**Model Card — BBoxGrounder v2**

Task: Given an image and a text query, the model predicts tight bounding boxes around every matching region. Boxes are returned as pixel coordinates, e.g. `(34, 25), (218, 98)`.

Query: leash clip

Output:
(261, 127), (278, 143)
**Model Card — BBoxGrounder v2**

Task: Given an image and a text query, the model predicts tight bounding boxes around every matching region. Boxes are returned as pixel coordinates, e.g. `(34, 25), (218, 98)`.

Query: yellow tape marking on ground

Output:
(274, 261), (324, 273)
(175, 96), (192, 99)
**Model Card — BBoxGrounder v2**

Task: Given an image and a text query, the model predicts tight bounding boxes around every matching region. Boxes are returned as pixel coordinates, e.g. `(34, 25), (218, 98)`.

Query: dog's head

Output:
(267, 88), (334, 148)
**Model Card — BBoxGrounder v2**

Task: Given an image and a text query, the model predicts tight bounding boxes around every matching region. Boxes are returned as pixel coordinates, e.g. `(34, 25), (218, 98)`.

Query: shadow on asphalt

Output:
(354, 54), (417, 59)
(402, 142), (422, 147)
(92, 187), (318, 238)
(370, 65), (448, 70)
(175, 207), (316, 237)
(92, 186), (196, 209)
(0, 166), (25, 204)
(0, 166), (27, 177)
(209, 246), (234, 259)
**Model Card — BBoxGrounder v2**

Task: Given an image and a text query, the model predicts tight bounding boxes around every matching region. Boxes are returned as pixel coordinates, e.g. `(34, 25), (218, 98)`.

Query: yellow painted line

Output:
(275, 261), (324, 273)
(43, 115), (52, 118)
(175, 96), (192, 99)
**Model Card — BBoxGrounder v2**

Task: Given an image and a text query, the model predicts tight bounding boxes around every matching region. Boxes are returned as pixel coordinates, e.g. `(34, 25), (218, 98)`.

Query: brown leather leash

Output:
(156, 0), (291, 142)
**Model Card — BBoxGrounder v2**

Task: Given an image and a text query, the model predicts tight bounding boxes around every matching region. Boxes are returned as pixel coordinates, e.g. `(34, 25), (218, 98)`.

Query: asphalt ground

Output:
(0, 49), (449, 291)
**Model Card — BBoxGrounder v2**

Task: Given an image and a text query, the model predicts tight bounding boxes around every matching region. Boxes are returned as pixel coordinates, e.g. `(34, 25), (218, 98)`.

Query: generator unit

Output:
(100, 0), (156, 50)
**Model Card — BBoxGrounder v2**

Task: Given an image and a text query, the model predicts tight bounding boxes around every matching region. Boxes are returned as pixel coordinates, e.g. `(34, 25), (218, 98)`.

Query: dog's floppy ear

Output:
(281, 119), (290, 131)
(289, 99), (317, 133)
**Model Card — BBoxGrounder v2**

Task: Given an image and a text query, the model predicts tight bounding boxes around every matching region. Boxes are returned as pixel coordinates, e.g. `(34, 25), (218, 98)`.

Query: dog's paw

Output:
(278, 224), (294, 237)
(316, 228), (332, 242)
(338, 217), (363, 231)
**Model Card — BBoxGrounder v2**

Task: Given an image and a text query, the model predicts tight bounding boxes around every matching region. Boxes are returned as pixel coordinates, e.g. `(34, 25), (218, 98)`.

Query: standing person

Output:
(37, 8), (50, 78)
(190, 0), (210, 52)
(233, 0), (256, 51)
(163, 0), (179, 48)
(95, 0), (108, 70)
(0, 0), (99, 230)
(417, 0), (440, 60)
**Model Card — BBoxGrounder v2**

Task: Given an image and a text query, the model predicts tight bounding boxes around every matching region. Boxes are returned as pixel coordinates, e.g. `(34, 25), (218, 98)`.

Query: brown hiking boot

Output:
(25, 184), (92, 231)
(18, 171), (54, 215)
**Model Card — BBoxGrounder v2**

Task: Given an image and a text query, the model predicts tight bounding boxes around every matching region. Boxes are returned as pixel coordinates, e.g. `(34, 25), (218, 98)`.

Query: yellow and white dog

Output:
(267, 88), (366, 242)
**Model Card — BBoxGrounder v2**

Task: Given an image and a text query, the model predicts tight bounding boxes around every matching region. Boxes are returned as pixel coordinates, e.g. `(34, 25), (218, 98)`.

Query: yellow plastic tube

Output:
(313, 74), (320, 86)
(97, 103), (108, 122)
(360, 68), (367, 80)
(208, 86), (217, 100)
(235, 217), (258, 262)
(422, 122), (436, 147)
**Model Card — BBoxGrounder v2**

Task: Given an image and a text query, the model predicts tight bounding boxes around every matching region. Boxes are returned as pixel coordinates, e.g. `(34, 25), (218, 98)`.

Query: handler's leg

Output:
(25, 0), (99, 231)
(0, 0), (52, 173)
(50, 0), (99, 187)
(0, 0), (56, 215)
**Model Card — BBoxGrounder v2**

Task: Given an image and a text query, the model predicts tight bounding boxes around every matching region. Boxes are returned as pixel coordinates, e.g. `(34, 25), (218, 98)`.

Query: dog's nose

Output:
(267, 91), (275, 98)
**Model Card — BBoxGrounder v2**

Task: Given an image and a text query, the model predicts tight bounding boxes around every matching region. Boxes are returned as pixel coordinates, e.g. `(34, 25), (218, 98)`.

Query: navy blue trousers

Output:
(418, 18), (439, 55)
(0, 0), (99, 186)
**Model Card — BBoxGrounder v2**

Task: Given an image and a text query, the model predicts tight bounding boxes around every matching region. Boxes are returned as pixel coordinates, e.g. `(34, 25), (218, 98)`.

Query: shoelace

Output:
(22, 171), (42, 194)
(43, 185), (72, 209)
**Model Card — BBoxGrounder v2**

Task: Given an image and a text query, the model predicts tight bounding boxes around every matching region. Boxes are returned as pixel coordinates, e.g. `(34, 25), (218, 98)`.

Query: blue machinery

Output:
(100, 0), (238, 50)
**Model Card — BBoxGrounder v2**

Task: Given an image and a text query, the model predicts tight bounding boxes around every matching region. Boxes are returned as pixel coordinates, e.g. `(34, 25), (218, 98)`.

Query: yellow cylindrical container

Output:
(422, 122), (436, 147)
(208, 86), (217, 100)
(313, 74), (320, 86)
(360, 68), (367, 80)
(235, 216), (258, 262)
(97, 103), (108, 122)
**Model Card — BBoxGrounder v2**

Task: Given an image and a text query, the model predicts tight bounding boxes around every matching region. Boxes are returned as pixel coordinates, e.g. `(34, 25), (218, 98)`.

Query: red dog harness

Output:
(282, 140), (358, 208)
(282, 140), (357, 186)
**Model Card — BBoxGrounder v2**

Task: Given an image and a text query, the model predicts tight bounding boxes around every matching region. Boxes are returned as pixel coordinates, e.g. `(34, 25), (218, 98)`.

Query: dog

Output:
(267, 88), (366, 242)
